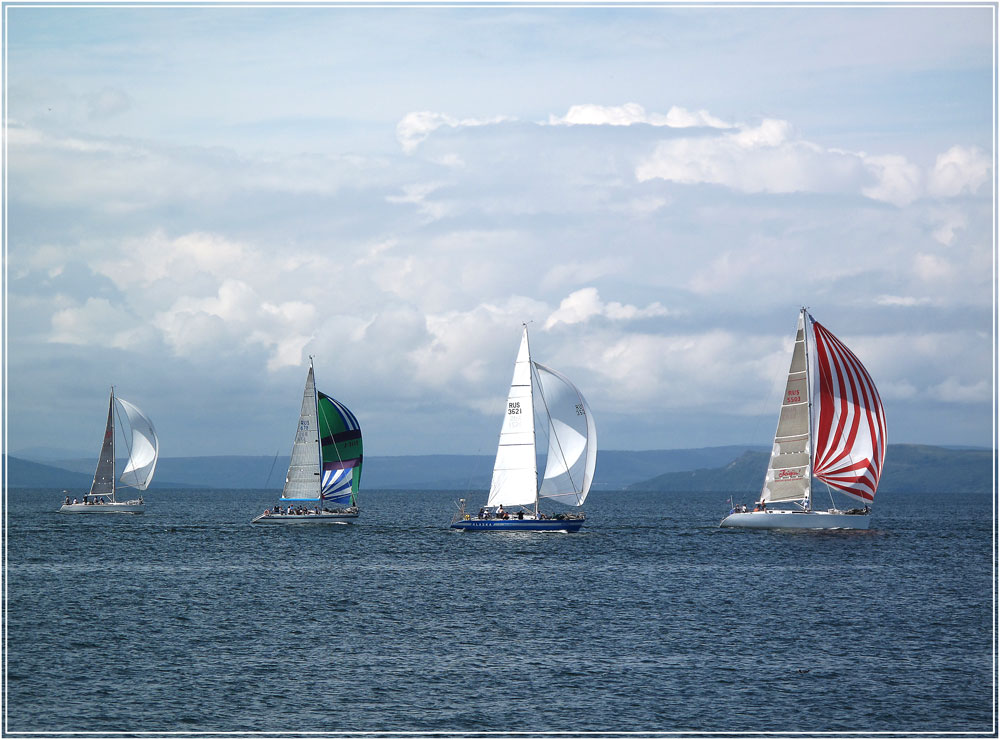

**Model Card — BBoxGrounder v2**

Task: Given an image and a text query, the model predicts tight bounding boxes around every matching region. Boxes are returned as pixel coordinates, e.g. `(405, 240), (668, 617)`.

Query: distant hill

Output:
(23, 446), (762, 490)
(3, 456), (203, 490)
(626, 444), (994, 494)
(7, 444), (991, 493)
(4, 456), (94, 489)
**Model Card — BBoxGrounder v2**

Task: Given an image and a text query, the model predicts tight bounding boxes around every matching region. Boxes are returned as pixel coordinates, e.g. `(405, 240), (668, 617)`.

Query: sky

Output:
(3, 3), (996, 460)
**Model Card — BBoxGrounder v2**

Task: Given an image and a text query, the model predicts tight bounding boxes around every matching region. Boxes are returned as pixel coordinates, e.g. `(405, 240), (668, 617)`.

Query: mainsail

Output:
(487, 328), (539, 508)
(761, 310), (886, 507)
(487, 326), (596, 510)
(318, 391), (363, 506)
(281, 365), (322, 501)
(761, 312), (812, 504)
(118, 397), (159, 490)
(89, 394), (116, 497)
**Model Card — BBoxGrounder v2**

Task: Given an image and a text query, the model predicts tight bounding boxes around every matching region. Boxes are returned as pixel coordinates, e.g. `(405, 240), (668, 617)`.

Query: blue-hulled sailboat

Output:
(451, 324), (597, 532)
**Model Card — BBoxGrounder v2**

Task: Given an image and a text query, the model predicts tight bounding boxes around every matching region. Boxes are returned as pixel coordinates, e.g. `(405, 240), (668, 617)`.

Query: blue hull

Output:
(451, 518), (584, 532)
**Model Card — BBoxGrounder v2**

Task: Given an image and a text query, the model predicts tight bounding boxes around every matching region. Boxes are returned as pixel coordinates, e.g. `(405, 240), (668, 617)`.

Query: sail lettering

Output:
(508, 401), (521, 415)
(776, 468), (804, 480)
(785, 387), (802, 404)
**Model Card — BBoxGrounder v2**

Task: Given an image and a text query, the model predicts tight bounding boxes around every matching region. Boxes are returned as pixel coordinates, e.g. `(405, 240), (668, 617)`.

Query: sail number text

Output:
(508, 401), (522, 415)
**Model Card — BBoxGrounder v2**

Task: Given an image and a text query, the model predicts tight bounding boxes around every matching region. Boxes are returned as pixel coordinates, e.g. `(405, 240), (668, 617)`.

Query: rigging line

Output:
(264, 450), (280, 489)
(531, 361), (579, 496)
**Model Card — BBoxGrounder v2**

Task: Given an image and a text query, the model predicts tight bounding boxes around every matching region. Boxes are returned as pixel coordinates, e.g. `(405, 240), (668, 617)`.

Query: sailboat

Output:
(59, 388), (158, 514)
(252, 358), (362, 524)
(452, 324), (596, 532)
(720, 309), (886, 530)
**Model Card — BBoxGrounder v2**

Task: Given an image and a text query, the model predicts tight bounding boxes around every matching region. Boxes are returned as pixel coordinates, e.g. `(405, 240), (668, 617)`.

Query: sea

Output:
(4, 488), (995, 736)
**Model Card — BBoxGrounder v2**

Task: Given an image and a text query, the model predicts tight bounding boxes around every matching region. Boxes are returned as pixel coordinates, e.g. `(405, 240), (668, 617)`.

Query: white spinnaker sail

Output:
(535, 362), (596, 506)
(90, 394), (117, 496)
(282, 365), (322, 501)
(487, 328), (538, 508)
(761, 311), (812, 504)
(117, 397), (159, 490)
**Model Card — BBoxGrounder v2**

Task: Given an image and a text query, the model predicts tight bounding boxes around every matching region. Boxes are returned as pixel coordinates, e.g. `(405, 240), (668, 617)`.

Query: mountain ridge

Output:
(4, 444), (992, 492)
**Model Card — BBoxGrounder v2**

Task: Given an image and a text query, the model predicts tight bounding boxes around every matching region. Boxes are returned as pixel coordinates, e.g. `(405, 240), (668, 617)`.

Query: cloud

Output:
(635, 118), (866, 196)
(153, 279), (318, 370)
(634, 116), (986, 207)
(50, 297), (145, 348)
(913, 253), (956, 283)
(860, 154), (922, 207)
(396, 111), (514, 153)
(385, 182), (451, 222)
(547, 103), (732, 129)
(875, 295), (937, 307)
(926, 146), (991, 198)
(928, 377), (991, 403)
(544, 287), (675, 329)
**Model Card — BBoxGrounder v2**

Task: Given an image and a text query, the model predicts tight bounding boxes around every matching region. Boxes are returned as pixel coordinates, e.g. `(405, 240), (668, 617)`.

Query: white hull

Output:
(720, 510), (870, 530)
(251, 511), (359, 525)
(59, 501), (144, 514)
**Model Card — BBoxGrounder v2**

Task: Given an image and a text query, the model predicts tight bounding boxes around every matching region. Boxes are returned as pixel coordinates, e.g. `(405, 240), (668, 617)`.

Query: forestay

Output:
(118, 397), (159, 490)
(535, 362), (596, 507)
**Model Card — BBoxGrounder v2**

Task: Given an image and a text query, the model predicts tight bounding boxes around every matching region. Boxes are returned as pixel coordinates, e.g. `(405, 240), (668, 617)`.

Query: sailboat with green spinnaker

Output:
(252, 358), (363, 524)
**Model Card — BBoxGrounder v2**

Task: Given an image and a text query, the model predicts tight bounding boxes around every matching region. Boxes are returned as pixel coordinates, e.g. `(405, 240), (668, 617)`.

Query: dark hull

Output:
(451, 517), (584, 532)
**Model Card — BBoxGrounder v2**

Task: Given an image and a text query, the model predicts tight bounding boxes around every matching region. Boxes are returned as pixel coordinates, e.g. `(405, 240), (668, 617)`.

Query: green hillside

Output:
(626, 444), (993, 494)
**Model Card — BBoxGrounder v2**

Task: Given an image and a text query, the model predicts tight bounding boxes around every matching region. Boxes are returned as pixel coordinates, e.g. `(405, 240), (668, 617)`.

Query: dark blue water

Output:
(5, 488), (994, 735)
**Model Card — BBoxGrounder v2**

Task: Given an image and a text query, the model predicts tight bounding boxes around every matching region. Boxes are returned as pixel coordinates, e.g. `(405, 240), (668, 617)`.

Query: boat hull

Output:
(719, 510), (870, 530)
(251, 512), (359, 525)
(59, 502), (144, 514)
(451, 517), (584, 532)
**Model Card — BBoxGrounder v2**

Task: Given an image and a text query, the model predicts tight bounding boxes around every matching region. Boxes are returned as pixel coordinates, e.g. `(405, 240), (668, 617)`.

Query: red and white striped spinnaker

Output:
(809, 316), (887, 503)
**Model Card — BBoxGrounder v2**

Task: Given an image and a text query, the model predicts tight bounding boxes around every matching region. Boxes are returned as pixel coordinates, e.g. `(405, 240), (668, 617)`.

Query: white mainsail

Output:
(761, 311), (812, 504)
(117, 397), (159, 490)
(487, 326), (596, 510)
(487, 328), (537, 508)
(535, 362), (596, 506)
(281, 363), (322, 501)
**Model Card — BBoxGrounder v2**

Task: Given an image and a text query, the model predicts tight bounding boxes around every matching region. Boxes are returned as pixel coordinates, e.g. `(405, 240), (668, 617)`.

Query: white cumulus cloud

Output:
(396, 111), (514, 153)
(926, 145), (991, 198)
(548, 103), (732, 129)
(544, 287), (675, 329)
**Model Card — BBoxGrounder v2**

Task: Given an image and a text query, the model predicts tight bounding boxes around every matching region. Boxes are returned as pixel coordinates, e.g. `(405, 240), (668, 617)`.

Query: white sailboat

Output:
(721, 309), (887, 530)
(452, 324), (596, 532)
(252, 358), (363, 524)
(59, 388), (157, 514)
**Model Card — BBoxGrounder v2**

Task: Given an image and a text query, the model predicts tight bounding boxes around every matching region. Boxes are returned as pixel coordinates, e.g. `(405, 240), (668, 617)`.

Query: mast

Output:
(110, 387), (117, 502)
(311, 356), (323, 503)
(525, 323), (540, 519)
(801, 308), (813, 512)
